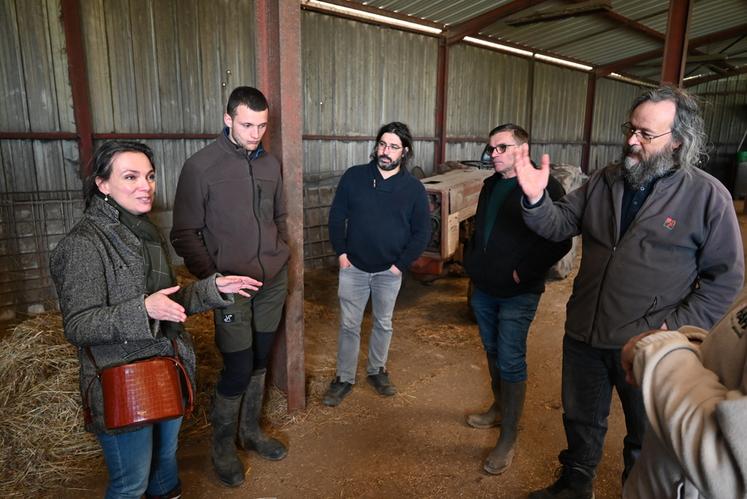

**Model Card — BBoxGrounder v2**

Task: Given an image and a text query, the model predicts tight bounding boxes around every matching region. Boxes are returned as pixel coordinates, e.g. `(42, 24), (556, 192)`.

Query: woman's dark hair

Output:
(83, 141), (155, 207)
(370, 121), (414, 169)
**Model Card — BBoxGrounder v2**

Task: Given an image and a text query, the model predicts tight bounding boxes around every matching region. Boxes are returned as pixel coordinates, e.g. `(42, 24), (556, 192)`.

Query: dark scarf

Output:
(99, 193), (182, 338)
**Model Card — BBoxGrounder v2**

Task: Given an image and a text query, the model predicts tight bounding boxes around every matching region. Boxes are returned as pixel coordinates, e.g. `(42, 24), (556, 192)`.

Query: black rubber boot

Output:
(527, 466), (595, 498)
(483, 379), (526, 475)
(239, 369), (288, 460)
(466, 352), (502, 429)
(211, 391), (245, 487)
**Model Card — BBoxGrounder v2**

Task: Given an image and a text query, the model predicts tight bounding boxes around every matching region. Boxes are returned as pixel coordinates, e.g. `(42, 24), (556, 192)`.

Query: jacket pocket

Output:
(255, 179), (276, 221)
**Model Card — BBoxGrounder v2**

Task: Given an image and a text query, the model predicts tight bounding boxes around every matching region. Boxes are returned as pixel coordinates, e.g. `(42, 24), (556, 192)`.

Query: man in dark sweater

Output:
(323, 122), (430, 407)
(464, 124), (571, 476)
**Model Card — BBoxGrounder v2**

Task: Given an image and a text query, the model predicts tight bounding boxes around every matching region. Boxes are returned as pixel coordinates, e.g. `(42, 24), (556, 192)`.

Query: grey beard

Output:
(622, 148), (676, 189)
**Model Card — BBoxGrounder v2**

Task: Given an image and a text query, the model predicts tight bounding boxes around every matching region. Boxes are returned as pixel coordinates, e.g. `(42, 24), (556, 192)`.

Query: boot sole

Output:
(212, 460), (246, 487)
(465, 417), (501, 429)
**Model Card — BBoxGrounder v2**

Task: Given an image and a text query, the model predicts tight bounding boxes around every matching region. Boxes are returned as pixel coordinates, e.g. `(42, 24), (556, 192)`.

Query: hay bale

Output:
(0, 305), (299, 495)
(0, 315), (101, 497)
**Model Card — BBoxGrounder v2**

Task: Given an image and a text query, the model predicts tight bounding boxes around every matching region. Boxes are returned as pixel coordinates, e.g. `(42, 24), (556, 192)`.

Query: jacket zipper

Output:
(589, 185), (620, 340)
(248, 158), (266, 282)
(589, 182), (661, 339)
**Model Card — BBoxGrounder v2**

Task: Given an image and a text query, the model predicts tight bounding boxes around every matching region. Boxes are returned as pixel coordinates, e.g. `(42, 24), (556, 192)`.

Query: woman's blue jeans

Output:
(97, 417), (182, 499)
(470, 287), (541, 383)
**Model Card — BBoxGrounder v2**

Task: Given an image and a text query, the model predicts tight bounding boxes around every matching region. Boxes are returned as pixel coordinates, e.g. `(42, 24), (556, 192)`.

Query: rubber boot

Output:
(466, 353), (502, 429)
(211, 391), (245, 487)
(239, 369), (288, 460)
(483, 379), (526, 475)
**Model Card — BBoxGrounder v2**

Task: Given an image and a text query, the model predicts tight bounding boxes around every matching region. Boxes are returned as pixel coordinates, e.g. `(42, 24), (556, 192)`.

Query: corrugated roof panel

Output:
(362, 0), (518, 26)
(343, 0), (747, 81)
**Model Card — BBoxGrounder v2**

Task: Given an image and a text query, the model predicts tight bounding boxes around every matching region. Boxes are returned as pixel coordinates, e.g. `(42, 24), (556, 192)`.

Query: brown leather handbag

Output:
(83, 339), (193, 430)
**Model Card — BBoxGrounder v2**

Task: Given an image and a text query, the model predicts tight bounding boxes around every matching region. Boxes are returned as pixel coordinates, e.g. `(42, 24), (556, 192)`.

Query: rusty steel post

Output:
(435, 40), (448, 168)
(60, 0), (94, 176)
(660, 0), (693, 86)
(255, 0), (306, 411)
(581, 73), (597, 174)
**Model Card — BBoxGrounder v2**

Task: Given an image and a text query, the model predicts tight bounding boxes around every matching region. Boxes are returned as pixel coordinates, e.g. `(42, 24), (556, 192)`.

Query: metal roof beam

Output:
(443, 0), (546, 46)
(683, 65), (747, 87)
(660, 0), (693, 86)
(596, 23), (747, 77)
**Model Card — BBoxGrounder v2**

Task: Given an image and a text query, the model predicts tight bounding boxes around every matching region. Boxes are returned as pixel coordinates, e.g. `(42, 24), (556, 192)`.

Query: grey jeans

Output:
(335, 264), (403, 384)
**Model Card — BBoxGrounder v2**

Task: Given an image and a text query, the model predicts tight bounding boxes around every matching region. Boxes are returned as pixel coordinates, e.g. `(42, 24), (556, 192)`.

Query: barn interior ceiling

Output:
(302, 0), (747, 87)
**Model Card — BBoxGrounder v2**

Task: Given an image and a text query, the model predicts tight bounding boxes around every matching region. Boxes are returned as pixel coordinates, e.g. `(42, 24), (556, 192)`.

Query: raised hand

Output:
(515, 143), (551, 205)
(145, 285), (187, 323)
(216, 275), (263, 298)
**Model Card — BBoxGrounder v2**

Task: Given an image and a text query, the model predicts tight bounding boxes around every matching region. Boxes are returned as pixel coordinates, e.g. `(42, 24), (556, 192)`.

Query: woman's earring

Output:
(104, 194), (109, 202)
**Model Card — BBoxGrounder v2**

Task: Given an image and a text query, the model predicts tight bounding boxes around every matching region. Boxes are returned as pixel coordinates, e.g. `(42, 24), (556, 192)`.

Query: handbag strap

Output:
(169, 339), (194, 417)
(81, 338), (194, 420)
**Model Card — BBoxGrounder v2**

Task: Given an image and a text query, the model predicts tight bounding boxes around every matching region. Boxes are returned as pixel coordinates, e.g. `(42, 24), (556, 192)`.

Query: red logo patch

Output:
(663, 217), (677, 230)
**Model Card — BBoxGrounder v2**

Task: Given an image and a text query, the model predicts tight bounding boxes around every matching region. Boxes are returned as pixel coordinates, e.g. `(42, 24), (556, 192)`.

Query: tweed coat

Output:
(50, 196), (232, 434)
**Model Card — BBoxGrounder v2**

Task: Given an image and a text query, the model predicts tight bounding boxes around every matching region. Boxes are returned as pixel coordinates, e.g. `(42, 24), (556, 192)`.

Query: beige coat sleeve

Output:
(633, 329), (747, 498)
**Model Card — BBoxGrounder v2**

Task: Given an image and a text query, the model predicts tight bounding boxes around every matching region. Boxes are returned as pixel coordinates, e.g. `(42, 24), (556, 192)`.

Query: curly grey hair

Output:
(629, 86), (707, 170)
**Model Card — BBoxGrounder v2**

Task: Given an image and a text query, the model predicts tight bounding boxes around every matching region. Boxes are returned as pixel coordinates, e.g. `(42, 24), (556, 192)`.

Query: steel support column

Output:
(434, 40), (448, 167)
(660, 0), (693, 86)
(255, 0), (305, 411)
(581, 73), (596, 174)
(60, 0), (94, 176)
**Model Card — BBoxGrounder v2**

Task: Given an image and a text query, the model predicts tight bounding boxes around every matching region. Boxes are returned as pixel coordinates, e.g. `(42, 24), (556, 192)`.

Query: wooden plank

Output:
(104, 0), (137, 132)
(0, 0), (30, 131)
(81, 0), (113, 132)
(2, 140), (38, 192)
(0, 140), (8, 191)
(153, 0), (182, 133)
(46, 0), (75, 133)
(129, 0), (160, 131)
(176, 0), (203, 132)
(219, 0), (256, 100)
(159, 139), (185, 210)
(32, 140), (66, 191)
(198, 0), (222, 132)
(61, 139), (81, 191)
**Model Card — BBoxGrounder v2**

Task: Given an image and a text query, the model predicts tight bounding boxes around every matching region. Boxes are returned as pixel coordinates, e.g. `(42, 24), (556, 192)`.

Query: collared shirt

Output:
(620, 179), (655, 239)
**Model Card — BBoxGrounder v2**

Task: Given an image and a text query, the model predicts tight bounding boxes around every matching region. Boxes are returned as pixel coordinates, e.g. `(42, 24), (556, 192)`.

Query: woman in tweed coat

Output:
(50, 141), (261, 499)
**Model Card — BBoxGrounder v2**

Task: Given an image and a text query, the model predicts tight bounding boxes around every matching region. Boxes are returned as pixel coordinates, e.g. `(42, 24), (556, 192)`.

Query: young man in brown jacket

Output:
(171, 86), (289, 487)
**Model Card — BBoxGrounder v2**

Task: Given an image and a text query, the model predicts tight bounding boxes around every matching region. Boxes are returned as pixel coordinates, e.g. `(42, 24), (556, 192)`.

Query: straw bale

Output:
(0, 315), (101, 497)
(0, 304), (299, 495)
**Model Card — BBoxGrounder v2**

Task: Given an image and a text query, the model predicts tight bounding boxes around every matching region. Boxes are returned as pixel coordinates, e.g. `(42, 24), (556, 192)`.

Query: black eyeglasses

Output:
(377, 140), (402, 152)
(484, 143), (516, 155)
(621, 122), (672, 144)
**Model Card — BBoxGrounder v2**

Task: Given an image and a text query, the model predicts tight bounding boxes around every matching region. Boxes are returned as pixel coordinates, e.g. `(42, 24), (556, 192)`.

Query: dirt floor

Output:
(43, 202), (747, 499)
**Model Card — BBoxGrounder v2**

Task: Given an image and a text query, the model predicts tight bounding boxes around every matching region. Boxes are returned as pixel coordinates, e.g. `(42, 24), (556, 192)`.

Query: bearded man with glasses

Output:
(516, 87), (744, 499)
(463, 123), (571, 476)
(323, 122), (430, 407)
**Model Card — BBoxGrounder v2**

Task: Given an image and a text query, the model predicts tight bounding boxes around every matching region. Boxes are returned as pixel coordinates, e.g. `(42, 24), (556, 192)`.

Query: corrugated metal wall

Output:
(443, 44), (590, 166)
(0, 0), (78, 193)
(0, 0), (257, 319)
(0, 0), (79, 320)
(445, 43), (531, 163)
(589, 78), (644, 173)
(301, 11), (438, 267)
(2, 4), (745, 307)
(691, 73), (747, 190)
(530, 62), (588, 165)
(82, 0), (256, 210)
